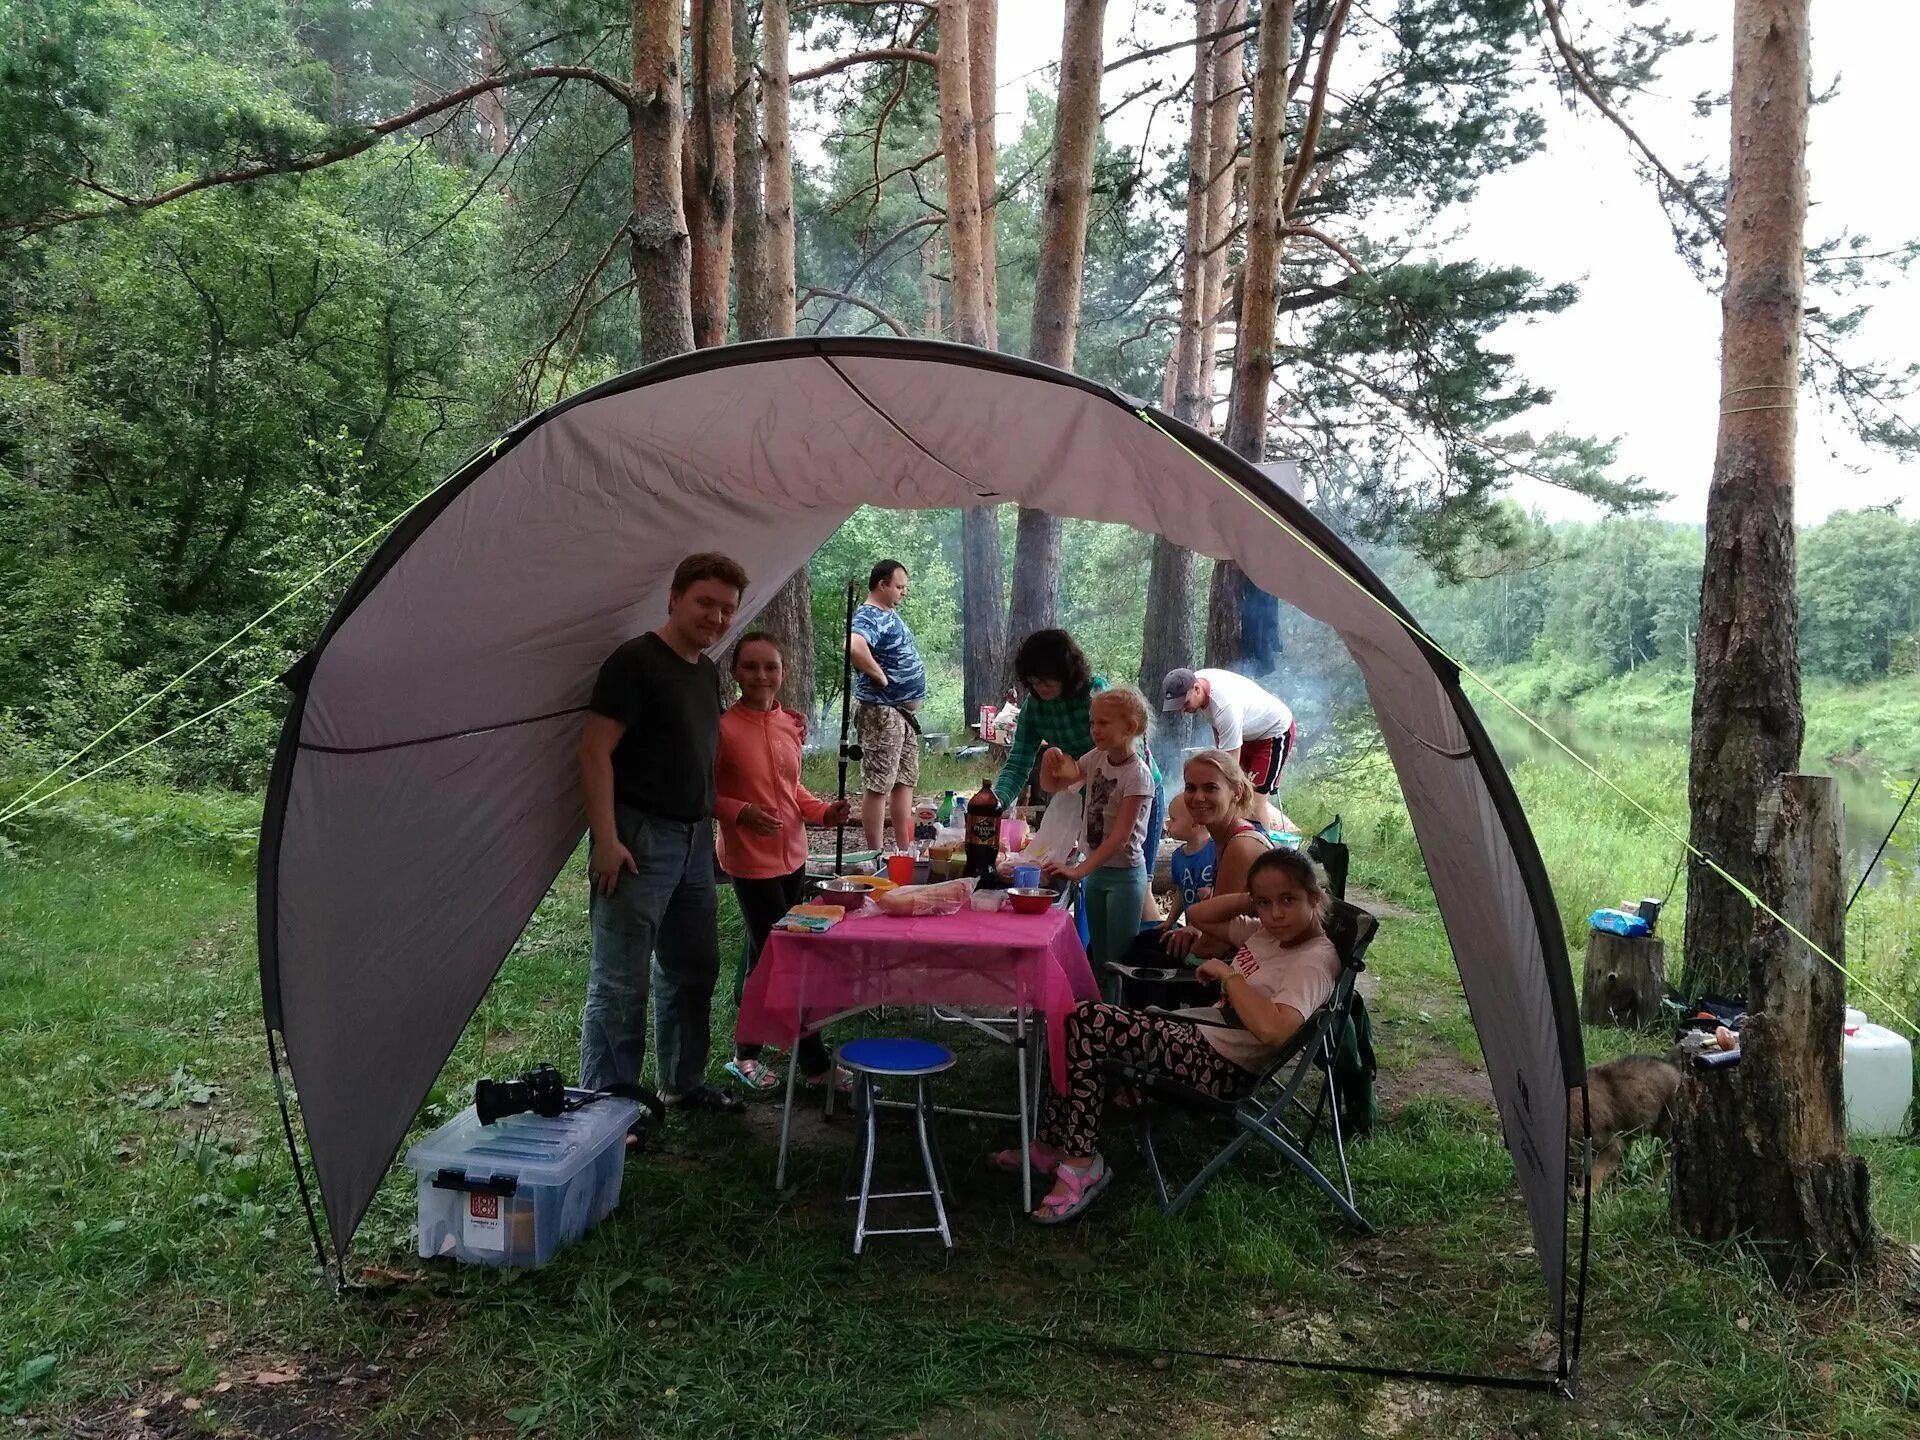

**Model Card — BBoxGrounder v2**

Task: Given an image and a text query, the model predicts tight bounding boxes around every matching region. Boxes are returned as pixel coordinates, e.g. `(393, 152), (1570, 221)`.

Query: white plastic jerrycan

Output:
(1841, 1009), (1913, 1138)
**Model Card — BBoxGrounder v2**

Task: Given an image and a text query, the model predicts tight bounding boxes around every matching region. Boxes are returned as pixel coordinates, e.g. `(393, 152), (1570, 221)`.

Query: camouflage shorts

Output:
(855, 703), (920, 794)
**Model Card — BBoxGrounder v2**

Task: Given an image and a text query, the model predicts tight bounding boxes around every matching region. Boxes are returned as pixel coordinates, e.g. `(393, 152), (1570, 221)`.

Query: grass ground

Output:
(3, 760), (1919, 1439)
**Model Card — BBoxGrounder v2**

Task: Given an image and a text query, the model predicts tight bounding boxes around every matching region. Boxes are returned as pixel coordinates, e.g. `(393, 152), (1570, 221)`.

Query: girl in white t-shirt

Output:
(1038, 685), (1154, 968)
(1010, 846), (1339, 1224)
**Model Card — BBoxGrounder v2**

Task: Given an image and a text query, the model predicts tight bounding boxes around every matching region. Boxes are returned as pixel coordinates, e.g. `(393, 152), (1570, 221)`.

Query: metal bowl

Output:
(1006, 886), (1054, 915)
(813, 878), (869, 913)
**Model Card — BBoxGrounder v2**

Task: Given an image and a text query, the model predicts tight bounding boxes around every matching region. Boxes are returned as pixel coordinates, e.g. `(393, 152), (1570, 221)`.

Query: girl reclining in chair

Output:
(999, 847), (1341, 1223)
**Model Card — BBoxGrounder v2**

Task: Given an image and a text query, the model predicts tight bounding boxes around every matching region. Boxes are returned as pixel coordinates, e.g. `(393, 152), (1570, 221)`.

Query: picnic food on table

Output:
(873, 877), (978, 916)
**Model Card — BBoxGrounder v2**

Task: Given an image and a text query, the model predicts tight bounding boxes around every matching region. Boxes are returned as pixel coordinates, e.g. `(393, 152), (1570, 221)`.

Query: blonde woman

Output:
(1157, 748), (1272, 961)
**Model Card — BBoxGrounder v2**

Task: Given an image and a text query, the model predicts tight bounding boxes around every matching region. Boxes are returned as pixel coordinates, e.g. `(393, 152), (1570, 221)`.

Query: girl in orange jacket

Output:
(716, 632), (851, 1091)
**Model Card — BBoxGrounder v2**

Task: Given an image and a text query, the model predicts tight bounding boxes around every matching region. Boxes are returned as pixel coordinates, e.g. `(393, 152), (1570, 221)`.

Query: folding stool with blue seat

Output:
(836, 1037), (956, 1254)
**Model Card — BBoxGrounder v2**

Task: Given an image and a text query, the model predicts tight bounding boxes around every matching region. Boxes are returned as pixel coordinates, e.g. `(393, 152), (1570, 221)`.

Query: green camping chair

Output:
(1307, 814), (1348, 901)
(1101, 897), (1377, 1228)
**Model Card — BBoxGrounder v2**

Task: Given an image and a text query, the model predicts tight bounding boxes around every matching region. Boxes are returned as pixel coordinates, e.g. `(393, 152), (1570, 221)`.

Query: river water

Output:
(1477, 710), (1912, 885)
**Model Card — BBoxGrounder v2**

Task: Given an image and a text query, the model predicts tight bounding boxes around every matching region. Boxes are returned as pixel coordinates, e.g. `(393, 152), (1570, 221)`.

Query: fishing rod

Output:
(834, 577), (859, 876)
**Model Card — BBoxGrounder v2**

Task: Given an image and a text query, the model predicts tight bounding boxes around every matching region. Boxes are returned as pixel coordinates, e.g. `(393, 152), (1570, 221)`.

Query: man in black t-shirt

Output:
(578, 552), (749, 1117)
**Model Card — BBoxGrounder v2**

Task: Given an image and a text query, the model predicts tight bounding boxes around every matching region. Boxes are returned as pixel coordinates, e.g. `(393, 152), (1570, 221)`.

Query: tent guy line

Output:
(0, 495), (438, 824)
(1141, 410), (1920, 1043)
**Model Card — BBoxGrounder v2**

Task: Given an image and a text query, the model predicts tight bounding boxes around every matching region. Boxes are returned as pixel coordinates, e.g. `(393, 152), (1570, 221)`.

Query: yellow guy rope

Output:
(1137, 410), (1920, 1040)
(0, 503), (425, 826)
(2, 678), (280, 820)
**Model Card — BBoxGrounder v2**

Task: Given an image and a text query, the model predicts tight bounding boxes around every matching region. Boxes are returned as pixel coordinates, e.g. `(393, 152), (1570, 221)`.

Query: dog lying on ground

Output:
(1569, 1052), (1683, 1192)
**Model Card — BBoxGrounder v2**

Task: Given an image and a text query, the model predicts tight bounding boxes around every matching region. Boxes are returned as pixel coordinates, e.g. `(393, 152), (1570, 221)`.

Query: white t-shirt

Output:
(1200, 923), (1341, 1072)
(1197, 668), (1293, 751)
(1077, 747), (1155, 870)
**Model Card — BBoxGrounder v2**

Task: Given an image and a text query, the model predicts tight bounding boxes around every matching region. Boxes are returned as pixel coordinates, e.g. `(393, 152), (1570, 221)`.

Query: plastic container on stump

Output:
(404, 1092), (640, 1267)
(1841, 1009), (1913, 1137)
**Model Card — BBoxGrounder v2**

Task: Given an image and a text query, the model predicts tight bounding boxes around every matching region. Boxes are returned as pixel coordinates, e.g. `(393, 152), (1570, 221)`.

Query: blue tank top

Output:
(1169, 840), (1217, 908)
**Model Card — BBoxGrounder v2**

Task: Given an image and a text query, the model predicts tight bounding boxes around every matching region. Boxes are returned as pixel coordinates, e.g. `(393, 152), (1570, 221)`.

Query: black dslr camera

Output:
(474, 1063), (568, 1126)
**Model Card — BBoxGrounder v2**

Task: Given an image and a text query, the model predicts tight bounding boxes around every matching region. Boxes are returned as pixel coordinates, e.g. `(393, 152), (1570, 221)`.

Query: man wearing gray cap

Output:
(1162, 667), (1296, 830)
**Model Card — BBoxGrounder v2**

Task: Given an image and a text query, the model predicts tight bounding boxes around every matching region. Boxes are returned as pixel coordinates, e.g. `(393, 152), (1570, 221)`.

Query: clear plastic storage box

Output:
(404, 1092), (640, 1267)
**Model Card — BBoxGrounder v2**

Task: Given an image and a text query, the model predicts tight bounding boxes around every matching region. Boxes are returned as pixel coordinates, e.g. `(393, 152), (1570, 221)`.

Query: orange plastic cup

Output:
(887, 852), (916, 886)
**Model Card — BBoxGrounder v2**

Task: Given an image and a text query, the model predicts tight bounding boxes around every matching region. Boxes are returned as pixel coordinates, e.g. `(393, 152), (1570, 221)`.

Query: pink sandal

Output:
(990, 1141), (1061, 1177)
(1031, 1154), (1112, 1225)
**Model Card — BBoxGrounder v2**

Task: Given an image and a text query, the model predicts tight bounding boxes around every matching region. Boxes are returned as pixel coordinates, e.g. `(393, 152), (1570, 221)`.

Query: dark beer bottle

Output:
(963, 779), (1003, 880)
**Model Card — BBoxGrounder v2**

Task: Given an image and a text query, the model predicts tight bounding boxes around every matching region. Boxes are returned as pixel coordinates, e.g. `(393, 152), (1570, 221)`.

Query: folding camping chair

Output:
(1101, 898), (1377, 1229)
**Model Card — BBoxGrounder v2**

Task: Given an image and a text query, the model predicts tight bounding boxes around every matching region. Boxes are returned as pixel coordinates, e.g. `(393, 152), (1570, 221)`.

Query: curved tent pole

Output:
(255, 335), (1587, 1383)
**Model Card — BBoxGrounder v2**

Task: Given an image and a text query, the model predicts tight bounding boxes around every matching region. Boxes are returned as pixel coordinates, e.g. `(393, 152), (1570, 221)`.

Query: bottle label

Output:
(967, 811), (999, 848)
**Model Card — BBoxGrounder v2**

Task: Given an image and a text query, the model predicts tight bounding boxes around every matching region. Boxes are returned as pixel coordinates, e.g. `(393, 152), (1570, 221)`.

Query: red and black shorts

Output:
(1240, 722), (1296, 795)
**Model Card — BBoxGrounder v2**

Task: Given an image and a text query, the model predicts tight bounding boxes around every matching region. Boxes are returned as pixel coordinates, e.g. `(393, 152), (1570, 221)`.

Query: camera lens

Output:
(473, 1064), (569, 1125)
(474, 1076), (530, 1126)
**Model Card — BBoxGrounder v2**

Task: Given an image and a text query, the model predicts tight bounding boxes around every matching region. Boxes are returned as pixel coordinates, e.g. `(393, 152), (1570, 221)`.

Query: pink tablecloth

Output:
(735, 907), (1099, 1090)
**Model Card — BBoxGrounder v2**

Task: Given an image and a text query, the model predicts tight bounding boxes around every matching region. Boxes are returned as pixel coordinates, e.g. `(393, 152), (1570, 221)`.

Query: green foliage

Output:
(0, 0), (516, 788)
(1798, 507), (1920, 683)
(1377, 506), (1920, 699)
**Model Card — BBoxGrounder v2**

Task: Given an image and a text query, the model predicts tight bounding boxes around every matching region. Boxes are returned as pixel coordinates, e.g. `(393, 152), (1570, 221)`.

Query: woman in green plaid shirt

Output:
(993, 631), (1166, 895)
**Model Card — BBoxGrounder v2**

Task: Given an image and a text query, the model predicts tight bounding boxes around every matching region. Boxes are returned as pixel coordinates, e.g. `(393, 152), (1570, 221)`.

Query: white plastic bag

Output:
(1026, 789), (1084, 867)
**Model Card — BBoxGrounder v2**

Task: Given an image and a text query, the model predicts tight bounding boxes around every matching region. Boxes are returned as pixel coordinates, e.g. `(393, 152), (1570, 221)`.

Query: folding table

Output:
(735, 906), (1099, 1211)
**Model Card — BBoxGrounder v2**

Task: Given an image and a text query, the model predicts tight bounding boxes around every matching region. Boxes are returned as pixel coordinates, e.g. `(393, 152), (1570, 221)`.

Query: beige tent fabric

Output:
(261, 338), (1580, 1341)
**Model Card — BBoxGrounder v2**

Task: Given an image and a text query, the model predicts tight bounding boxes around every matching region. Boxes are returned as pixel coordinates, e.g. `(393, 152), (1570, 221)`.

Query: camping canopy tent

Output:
(258, 336), (1585, 1362)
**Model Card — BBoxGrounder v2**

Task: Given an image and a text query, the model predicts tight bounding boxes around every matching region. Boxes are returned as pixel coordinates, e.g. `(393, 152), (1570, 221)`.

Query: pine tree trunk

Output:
(1171, 0), (1215, 430)
(1683, 0), (1809, 1000)
(1140, 537), (1197, 694)
(1669, 775), (1873, 1282)
(1023, 0), (1104, 370)
(733, 0), (812, 712)
(1005, 507), (1061, 656)
(731, 0), (768, 342)
(684, 0), (735, 350)
(922, 231), (944, 334)
(761, 0), (797, 338)
(939, 0), (988, 350)
(940, 0), (1004, 719)
(969, 0), (999, 346)
(1208, 0), (1292, 668)
(631, 0), (695, 362)
(476, 17), (511, 158)
(1143, 1), (1225, 688)
(1006, 0), (1106, 657)
(1199, 0), (1244, 381)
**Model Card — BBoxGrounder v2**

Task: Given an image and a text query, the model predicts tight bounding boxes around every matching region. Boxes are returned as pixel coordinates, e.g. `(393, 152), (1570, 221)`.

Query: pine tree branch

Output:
(1535, 0), (1722, 242)
(1280, 0), (1352, 220)
(791, 0), (931, 11)
(8, 66), (634, 237)
(1283, 222), (1366, 275)
(790, 48), (936, 84)
(810, 213), (946, 331)
(1104, 16), (1259, 74)
(799, 286), (912, 335)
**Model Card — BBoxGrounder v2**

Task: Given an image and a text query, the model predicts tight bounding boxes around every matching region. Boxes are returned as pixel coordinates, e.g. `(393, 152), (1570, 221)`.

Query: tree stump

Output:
(1581, 930), (1666, 1028)
(1669, 774), (1874, 1285)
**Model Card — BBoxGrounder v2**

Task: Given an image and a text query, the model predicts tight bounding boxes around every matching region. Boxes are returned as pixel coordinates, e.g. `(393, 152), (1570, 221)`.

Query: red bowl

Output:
(1006, 887), (1053, 915)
